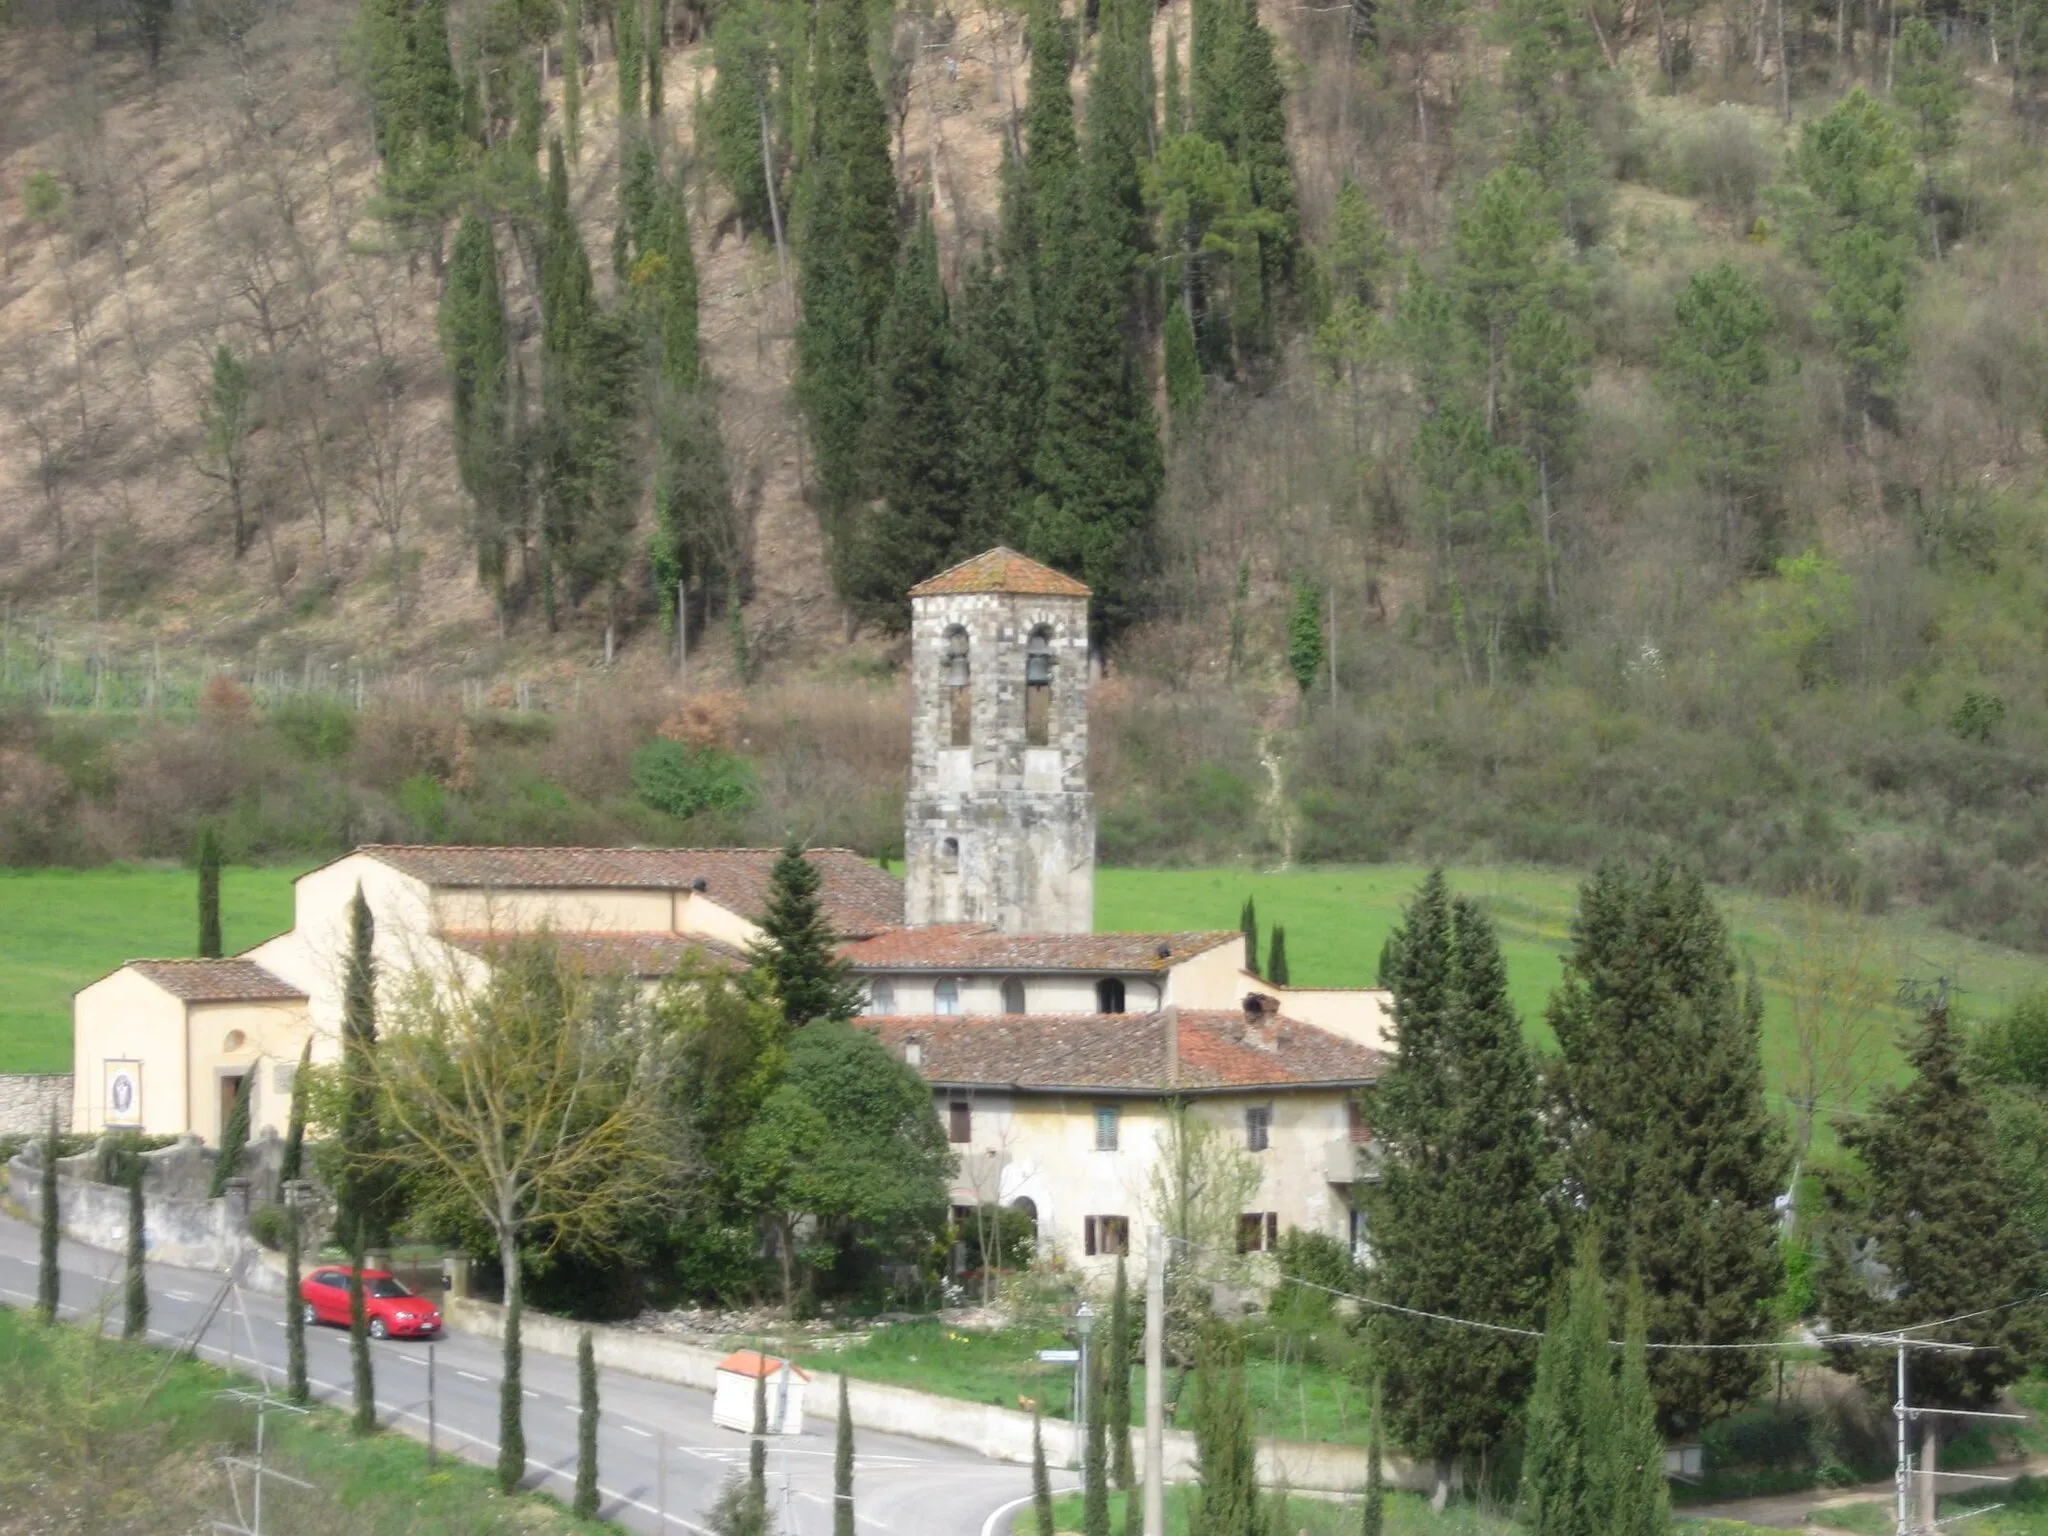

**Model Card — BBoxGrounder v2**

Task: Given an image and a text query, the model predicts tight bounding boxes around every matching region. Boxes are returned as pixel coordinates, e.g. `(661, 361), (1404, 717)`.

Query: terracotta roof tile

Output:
(717, 1350), (810, 1381)
(441, 931), (752, 977)
(907, 547), (1091, 598)
(358, 846), (903, 936)
(842, 927), (1241, 974)
(863, 1009), (1384, 1094)
(128, 959), (307, 1003)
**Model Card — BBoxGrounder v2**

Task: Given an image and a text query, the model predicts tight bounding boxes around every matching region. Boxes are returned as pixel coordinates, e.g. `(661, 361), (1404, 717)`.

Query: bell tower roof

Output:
(908, 547), (1091, 599)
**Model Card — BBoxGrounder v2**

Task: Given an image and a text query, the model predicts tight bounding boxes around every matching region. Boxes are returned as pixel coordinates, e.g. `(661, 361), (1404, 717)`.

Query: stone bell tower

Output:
(903, 548), (1095, 934)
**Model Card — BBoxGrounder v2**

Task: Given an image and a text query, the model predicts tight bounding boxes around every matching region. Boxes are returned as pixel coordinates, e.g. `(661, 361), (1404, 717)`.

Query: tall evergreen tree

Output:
(648, 0), (666, 114)
(1548, 859), (1788, 1435)
(1025, 3), (1080, 302)
(1521, 1237), (1618, 1536)
(835, 1373), (856, 1536)
(125, 1153), (148, 1341)
(562, 0), (584, 161)
(196, 824), (222, 959)
(1191, 1327), (1261, 1536)
(207, 1069), (254, 1197)
(1088, 0), (1155, 263)
(350, 1221), (375, 1435)
(616, 0), (644, 121)
(37, 1108), (60, 1324)
(795, 0), (898, 525)
(1240, 897), (1260, 978)
(1084, 1345), (1111, 1536)
(749, 1363), (769, 1509)
(750, 840), (865, 1025)
(1361, 1377), (1385, 1536)
(1266, 926), (1290, 986)
(284, 1196), (307, 1402)
(1370, 872), (1555, 1500)
(1108, 1256), (1135, 1490)
(1164, 301), (1205, 437)
(1821, 999), (2043, 1406)
(1287, 579), (1324, 694)
(575, 1330), (600, 1516)
(703, 0), (785, 235)
(850, 210), (960, 624)
(1613, 1276), (1672, 1536)
(1032, 1402), (1056, 1536)
(954, 146), (1043, 554)
(338, 883), (383, 1246)
(441, 213), (515, 622)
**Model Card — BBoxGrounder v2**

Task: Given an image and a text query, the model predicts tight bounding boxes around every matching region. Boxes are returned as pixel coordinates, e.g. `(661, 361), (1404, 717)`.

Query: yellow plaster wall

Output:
(1162, 938), (1255, 1008)
(72, 968), (189, 1136)
(432, 886), (677, 935)
(186, 999), (315, 1143)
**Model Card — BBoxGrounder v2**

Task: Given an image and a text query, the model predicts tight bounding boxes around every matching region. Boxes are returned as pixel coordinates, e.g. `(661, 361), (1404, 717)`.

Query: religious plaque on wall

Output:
(104, 1061), (142, 1129)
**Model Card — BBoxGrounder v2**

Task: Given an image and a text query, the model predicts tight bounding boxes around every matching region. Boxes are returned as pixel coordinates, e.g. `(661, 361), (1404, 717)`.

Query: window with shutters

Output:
(1245, 1105), (1272, 1152)
(1002, 976), (1027, 1014)
(948, 1097), (972, 1144)
(1084, 1215), (1130, 1257)
(935, 978), (961, 1015)
(1237, 1212), (1279, 1253)
(1094, 1104), (1121, 1151)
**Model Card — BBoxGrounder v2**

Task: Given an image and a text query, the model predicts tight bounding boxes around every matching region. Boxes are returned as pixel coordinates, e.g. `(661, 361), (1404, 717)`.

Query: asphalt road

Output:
(0, 1214), (1057, 1536)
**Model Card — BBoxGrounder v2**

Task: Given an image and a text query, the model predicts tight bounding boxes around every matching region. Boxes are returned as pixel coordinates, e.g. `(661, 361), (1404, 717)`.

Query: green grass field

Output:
(3, 862), (2045, 1099)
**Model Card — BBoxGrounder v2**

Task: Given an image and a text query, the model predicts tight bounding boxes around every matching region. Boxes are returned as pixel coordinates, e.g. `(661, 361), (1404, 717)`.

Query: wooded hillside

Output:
(5, 0), (2048, 951)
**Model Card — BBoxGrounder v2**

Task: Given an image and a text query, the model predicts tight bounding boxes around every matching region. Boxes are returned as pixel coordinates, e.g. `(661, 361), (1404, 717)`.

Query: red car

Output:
(300, 1266), (443, 1339)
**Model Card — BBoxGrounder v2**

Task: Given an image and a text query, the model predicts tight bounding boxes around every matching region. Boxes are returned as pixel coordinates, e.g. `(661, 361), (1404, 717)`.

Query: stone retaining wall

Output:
(6, 1139), (263, 1278)
(0, 1074), (73, 1135)
(443, 1298), (1429, 1495)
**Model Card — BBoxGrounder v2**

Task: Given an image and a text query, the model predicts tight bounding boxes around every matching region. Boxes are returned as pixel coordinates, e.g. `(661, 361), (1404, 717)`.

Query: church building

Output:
(71, 549), (1391, 1268)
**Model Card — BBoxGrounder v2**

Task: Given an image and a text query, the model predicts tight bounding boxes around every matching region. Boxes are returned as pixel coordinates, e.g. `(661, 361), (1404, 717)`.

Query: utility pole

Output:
(1827, 1332), (2024, 1536)
(1143, 1224), (1165, 1536)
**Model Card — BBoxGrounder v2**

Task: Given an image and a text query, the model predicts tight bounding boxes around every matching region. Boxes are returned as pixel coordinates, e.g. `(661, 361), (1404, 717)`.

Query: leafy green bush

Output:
(630, 739), (757, 819)
(1952, 690), (2007, 743)
(248, 1203), (291, 1251)
(269, 697), (358, 763)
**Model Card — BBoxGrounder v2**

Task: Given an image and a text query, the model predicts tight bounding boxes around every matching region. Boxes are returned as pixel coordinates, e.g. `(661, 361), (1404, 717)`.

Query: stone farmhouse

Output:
(72, 549), (1393, 1270)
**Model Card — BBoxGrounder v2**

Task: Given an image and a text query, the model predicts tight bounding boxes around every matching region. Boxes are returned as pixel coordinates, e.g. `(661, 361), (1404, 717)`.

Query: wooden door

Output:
(220, 1075), (244, 1141)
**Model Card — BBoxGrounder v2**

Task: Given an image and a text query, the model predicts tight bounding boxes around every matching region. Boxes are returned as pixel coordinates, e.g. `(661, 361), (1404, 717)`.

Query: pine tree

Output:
(1085, 1345), (1111, 1536)
(441, 213), (514, 620)
(1240, 897), (1260, 978)
(1502, 303), (1589, 600)
(1191, 1327), (1261, 1536)
(750, 839), (865, 1025)
(1032, 1402), (1056, 1536)
(835, 1373), (856, 1536)
(1287, 578), (1324, 694)
(1324, 178), (1390, 310)
(1109, 1256), (1136, 1490)
(125, 1154), (149, 1341)
(795, 0), (898, 522)
(1266, 927), (1290, 987)
(616, 132), (663, 277)
(1821, 999), (2043, 1406)
(850, 209), (960, 624)
(575, 1330), (600, 1516)
(1450, 166), (1567, 435)
(207, 1069), (253, 1197)
(196, 825), (222, 958)
(1520, 1237), (1618, 1536)
(1370, 872), (1555, 1497)
(1654, 262), (1784, 569)
(36, 1109), (60, 1324)
(1548, 860), (1788, 1435)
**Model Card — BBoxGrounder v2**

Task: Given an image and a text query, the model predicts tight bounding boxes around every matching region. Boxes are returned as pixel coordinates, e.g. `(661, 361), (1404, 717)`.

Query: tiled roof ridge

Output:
(128, 958), (307, 1001)
(843, 927), (1242, 972)
(907, 546), (1092, 598)
(361, 842), (871, 857)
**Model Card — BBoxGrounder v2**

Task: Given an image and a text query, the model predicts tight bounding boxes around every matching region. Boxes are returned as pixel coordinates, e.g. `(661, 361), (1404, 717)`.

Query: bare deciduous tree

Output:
(1774, 882), (1896, 1164)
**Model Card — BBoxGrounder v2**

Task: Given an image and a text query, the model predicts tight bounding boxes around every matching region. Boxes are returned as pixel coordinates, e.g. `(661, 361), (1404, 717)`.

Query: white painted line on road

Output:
(979, 1483), (1081, 1536)
(796, 1489), (892, 1529)
(457, 1369), (489, 1382)
(166, 1290), (192, 1301)
(622, 1424), (652, 1438)
(523, 1389), (539, 1399)
(395, 1353), (429, 1366)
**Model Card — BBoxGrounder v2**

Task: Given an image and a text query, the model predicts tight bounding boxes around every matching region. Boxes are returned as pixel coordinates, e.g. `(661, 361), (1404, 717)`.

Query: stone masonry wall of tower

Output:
(903, 582), (1096, 933)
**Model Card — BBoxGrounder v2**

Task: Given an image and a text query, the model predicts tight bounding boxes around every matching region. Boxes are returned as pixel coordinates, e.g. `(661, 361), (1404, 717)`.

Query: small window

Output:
(223, 1030), (248, 1053)
(939, 837), (960, 874)
(1348, 1098), (1371, 1144)
(1245, 1105), (1272, 1152)
(868, 979), (897, 1016)
(1094, 1104), (1121, 1151)
(1002, 977), (1027, 1014)
(935, 978), (961, 1016)
(949, 1097), (973, 1144)
(1096, 978), (1126, 1014)
(944, 627), (972, 747)
(1238, 1212), (1279, 1254)
(1085, 1215), (1130, 1257)
(1025, 627), (1054, 747)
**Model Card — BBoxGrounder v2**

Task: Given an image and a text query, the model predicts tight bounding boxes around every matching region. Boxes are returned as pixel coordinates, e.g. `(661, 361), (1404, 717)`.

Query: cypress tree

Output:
(1821, 998), (2043, 1406)
(441, 213), (513, 619)
(563, 0), (584, 161)
(1191, 1327), (1261, 1536)
(617, 0), (644, 121)
(1164, 301), (1205, 438)
(350, 1223), (375, 1435)
(338, 884), (383, 1247)
(1108, 1257), (1135, 1490)
(648, 0), (666, 114)
(850, 209), (959, 625)
(208, 1068), (253, 1197)
(575, 1329), (600, 1517)
(125, 1153), (148, 1341)
(835, 1373), (856, 1536)
(1240, 897), (1259, 978)
(1266, 927), (1290, 987)
(795, 0), (898, 523)
(1025, 4), (1080, 296)
(1370, 872), (1555, 1500)
(196, 825), (222, 959)
(617, 132), (663, 276)
(284, 1198), (307, 1402)
(1361, 1377), (1385, 1536)
(749, 839), (865, 1025)
(1613, 1275), (1672, 1536)
(1287, 578), (1324, 694)
(1032, 1402), (1055, 1536)
(1024, 146), (1161, 637)
(1085, 1346), (1111, 1536)
(37, 1108), (60, 1324)
(703, 0), (781, 233)
(1520, 1236), (1617, 1536)
(1548, 859), (1788, 1435)
(537, 135), (592, 628)
(658, 187), (702, 390)
(1224, 0), (1297, 354)
(749, 1361), (769, 1510)
(954, 146), (1043, 555)
(279, 1036), (312, 1194)
(1087, 0), (1155, 261)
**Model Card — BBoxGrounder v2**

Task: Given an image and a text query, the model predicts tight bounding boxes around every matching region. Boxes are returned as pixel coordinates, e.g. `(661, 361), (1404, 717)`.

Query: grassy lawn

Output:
(0, 864), (302, 1072)
(1809, 1482), (2048, 1536)
(785, 1318), (1373, 1445)
(0, 1302), (604, 1533)
(5, 860), (2047, 1099)
(1047, 1483), (1518, 1536)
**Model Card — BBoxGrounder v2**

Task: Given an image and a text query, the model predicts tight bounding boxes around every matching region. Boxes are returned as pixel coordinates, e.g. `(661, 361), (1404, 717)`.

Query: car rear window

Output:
(369, 1279), (412, 1299)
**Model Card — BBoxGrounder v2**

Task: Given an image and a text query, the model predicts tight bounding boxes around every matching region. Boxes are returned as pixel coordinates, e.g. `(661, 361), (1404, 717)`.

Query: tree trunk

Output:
(498, 1219), (527, 1492)
(760, 91), (791, 305)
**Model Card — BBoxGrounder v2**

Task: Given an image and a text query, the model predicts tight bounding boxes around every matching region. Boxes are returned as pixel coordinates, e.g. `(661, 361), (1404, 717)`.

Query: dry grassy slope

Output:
(0, 2), (1153, 681)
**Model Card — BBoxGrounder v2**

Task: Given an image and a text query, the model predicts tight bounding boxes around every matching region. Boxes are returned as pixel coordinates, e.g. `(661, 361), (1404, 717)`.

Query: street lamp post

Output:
(1075, 1300), (1097, 1452)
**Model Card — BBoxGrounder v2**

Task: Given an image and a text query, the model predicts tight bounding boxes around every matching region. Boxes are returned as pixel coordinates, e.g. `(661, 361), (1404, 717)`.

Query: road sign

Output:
(1038, 1349), (1080, 1364)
